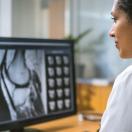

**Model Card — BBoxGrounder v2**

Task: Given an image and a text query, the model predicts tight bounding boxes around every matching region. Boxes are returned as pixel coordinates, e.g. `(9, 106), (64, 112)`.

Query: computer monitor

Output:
(0, 37), (76, 132)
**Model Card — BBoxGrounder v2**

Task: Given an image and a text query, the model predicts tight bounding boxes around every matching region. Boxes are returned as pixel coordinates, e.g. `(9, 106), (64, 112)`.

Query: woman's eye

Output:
(111, 17), (117, 23)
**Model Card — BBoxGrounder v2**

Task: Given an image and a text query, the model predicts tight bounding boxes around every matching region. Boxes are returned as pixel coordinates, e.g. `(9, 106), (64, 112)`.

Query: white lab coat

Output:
(100, 65), (132, 132)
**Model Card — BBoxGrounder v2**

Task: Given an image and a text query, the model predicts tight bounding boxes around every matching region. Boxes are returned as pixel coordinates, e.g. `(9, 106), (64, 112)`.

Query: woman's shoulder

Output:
(116, 65), (132, 86)
(119, 65), (132, 77)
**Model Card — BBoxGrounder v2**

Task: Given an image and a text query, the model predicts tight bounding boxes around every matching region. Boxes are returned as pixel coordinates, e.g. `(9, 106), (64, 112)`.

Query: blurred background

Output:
(0, 0), (132, 113)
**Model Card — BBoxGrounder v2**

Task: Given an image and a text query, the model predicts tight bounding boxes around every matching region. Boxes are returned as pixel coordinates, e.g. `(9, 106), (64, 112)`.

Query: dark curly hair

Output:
(117, 0), (132, 21)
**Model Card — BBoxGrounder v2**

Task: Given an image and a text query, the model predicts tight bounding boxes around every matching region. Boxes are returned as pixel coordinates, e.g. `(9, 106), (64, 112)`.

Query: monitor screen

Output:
(0, 37), (76, 132)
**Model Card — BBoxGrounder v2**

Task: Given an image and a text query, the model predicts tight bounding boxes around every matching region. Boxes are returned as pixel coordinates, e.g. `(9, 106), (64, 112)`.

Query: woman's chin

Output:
(119, 52), (132, 59)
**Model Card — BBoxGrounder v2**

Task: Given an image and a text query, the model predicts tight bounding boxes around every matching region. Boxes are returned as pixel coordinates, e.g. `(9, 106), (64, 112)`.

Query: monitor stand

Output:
(9, 128), (43, 132)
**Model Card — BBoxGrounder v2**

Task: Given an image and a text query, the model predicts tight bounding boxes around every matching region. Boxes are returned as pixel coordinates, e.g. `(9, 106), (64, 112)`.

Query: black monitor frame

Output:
(0, 37), (77, 131)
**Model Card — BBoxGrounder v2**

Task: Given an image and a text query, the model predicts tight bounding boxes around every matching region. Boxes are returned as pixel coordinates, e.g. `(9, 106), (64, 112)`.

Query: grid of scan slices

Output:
(46, 53), (72, 113)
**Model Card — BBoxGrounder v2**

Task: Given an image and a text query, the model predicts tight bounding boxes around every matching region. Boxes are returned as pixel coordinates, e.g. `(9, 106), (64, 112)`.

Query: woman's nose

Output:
(109, 26), (115, 37)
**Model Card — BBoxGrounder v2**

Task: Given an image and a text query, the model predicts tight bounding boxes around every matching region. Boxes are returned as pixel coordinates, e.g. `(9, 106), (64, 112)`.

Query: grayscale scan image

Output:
(0, 49), (46, 121)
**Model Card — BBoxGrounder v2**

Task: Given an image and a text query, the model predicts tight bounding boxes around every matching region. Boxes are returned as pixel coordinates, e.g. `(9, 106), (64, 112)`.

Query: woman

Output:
(99, 0), (132, 131)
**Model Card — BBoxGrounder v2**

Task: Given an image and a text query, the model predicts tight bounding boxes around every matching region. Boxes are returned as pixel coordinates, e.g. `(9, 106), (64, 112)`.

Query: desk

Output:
(30, 115), (100, 132)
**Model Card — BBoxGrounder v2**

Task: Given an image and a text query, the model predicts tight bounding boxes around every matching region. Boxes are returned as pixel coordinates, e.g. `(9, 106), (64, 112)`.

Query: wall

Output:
(48, 0), (65, 39)
(0, 0), (12, 36)
(4, 0), (66, 39)
(12, 0), (40, 37)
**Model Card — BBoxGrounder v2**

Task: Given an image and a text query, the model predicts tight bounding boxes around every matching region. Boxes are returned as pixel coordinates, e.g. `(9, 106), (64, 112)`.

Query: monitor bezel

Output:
(0, 37), (77, 131)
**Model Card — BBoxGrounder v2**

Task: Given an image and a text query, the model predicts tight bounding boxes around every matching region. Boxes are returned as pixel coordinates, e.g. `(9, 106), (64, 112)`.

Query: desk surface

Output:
(30, 115), (100, 132)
